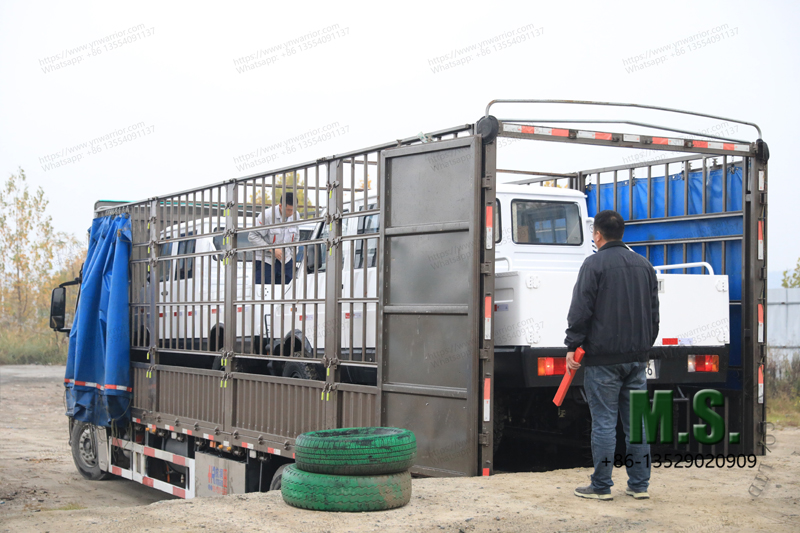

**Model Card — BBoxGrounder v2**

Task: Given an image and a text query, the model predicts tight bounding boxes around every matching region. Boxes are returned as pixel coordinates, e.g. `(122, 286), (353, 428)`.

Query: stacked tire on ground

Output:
(281, 427), (416, 512)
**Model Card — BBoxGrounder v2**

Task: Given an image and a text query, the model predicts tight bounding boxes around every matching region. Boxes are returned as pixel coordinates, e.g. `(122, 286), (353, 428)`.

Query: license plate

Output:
(646, 360), (658, 380)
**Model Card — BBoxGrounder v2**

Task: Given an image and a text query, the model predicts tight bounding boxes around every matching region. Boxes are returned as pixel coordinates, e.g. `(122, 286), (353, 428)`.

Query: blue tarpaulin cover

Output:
(586, 164), (745, 388)
(65, 215), (132, 427)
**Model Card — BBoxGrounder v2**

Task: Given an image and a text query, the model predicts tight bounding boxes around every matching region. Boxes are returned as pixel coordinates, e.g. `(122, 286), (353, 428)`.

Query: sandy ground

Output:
(1, 365), (798, 533)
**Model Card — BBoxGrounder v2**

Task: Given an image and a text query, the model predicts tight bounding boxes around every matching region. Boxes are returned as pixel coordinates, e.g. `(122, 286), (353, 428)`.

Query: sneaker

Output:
(625, 487), (650, 500)
(574, 485), (613, 500)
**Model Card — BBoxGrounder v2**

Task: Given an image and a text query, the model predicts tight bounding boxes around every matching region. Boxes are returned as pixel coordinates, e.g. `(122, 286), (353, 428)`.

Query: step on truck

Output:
(50, 99), (769, 497)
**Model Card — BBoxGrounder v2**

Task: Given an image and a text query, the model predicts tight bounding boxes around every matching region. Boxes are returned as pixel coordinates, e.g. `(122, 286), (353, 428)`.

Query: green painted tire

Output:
(295, 427), (416, 476)
(281, 465), (411, 512)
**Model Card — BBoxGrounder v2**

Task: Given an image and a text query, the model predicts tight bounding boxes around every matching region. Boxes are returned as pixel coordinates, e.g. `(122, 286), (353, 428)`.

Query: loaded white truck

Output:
(51, 100), (769, 497)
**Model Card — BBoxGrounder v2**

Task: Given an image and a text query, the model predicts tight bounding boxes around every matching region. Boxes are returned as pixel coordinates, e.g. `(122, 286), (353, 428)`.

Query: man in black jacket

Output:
(565, 210), (659, 501)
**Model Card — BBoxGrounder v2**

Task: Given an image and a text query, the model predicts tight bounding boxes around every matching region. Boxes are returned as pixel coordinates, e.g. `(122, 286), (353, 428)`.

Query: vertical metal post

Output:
(325, 160), (343, 430)
(148, 199), (159, 415)
(664, 163), (670, 218)
(223, 181), (237, 436)
(646, 165), (652, 219)
(743, 156), (767, 455)
(480, 139), (497, 476)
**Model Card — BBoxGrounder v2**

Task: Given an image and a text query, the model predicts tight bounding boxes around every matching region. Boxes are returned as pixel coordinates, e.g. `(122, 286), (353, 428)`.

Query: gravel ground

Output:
(1, 365), (798, 532)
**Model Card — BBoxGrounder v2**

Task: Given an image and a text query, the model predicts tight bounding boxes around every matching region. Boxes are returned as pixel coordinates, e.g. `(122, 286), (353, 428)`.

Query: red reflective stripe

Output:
(211, 309), (217, 314)
(111, 438), (123, 447)
(144, 447), (156, 458)
(268, 447), (275, 454)
(143, 477), (154, 487)
(758, 220), (764, 240)
(485, 297), (491, 319)
(483, 468), (490, 476)
(111, 466), (122, 476)
(159, 313), (164, 317)
(484, 378), (491, 401)
(172, 487), (186, 498)
(662, 338), (678, 345)
(185, 429), (193, 436)
(171, 454), (186, 466)
(520, 125), (537, 134)
(652, 137), (668, 145)
(693, 141), (708, 148)
(758, 365), (764, 385)
(595, 132), (613, 141)
(75, 381), (86, 386)
(723, 143), (735, 151)
(552, 128), (569, 137)
(486, 204), (493, 229)
(758, 304), (764, 324)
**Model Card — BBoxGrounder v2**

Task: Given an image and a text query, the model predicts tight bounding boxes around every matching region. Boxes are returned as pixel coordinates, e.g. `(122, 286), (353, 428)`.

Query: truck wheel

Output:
(281, 465), (411, 512)
(70, 421), (112, 480)
(282, 361), (320, 381)
(295, 427), (416, 476)
(269, 464), (288, 491)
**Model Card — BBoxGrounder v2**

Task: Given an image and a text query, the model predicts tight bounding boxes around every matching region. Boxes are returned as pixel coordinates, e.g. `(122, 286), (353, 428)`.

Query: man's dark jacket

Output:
(564, 240), (660, 366)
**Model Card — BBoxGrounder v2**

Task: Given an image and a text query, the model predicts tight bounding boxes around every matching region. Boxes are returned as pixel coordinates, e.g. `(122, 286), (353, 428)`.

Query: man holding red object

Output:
(564, 210), (660, 501)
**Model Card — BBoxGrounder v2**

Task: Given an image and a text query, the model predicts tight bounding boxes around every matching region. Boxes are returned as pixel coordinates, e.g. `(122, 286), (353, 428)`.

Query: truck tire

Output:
(70, 421), (112, 481)
(269, 464), (288, 491)
(295, 427), (416, 476)
(282, 361), (320, 381)
(281, 465), (411, 512)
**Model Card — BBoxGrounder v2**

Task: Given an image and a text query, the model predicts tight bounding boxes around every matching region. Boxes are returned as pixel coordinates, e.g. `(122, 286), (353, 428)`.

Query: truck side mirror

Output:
(50, 287), (66, 331)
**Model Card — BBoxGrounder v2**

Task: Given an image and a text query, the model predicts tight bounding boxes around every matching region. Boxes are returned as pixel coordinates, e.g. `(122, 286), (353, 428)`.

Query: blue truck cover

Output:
(586, 163), (744, 390)
(64, 215), (132, 427)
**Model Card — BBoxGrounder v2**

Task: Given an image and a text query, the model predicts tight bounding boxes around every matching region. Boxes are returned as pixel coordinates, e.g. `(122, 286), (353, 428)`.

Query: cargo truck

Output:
(50, 99), (769, 497)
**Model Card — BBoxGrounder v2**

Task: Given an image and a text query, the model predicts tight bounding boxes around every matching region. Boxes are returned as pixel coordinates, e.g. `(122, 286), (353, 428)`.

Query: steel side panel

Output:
(378, 136), (482, 477)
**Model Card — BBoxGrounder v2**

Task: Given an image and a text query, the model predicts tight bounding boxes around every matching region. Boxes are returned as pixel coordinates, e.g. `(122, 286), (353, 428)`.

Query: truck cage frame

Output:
(91, 99), (767, 498)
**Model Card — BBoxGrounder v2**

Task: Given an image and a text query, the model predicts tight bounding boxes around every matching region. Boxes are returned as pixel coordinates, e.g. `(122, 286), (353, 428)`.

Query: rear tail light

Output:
(537, 357), (567, 376)
(688, 355), (719, 373)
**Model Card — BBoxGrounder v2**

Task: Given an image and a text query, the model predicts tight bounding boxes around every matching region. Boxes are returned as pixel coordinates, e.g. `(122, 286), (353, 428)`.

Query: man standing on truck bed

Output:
(249, 193), (299, 285)
(564, 210), (659, 501)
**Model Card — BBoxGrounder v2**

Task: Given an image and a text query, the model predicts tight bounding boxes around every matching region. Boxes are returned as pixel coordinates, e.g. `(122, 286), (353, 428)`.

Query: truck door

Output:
(377, 136), (490, 477)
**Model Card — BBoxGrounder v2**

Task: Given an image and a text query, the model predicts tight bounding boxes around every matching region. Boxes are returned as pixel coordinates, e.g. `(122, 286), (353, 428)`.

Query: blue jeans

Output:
(584, 362), (651, 493)
(254, 260), (293, 285)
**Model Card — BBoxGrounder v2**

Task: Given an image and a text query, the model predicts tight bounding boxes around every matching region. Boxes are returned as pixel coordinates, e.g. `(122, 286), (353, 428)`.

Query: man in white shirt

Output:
(248, 192), (300, 285)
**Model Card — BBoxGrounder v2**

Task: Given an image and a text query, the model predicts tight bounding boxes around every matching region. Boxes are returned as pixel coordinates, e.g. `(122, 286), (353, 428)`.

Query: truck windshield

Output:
(511, 200), (582, 245)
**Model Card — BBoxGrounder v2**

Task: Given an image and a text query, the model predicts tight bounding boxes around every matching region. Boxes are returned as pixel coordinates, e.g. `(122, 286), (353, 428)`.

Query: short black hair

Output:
(594, 210), (625, 241)
(280, 192), (295, 206)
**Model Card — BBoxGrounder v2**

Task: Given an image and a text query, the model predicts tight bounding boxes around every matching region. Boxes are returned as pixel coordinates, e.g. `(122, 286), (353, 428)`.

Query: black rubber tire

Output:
(282, 360), (320, 381)
(70, 421), (112, 481)
(269, 464), (288, 491)
(281, 464), (411, 512)
(295, 427), (416, 476)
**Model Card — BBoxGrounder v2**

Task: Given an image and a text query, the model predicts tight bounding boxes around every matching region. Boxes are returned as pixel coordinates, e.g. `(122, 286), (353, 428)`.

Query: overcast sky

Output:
(1, 0), (798, 284)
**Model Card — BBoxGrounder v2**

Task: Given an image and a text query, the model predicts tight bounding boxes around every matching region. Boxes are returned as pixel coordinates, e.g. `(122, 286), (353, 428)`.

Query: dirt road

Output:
(1, 365), (798, 532)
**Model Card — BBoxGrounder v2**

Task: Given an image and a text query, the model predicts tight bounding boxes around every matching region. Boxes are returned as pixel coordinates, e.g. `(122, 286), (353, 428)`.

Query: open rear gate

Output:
(377, 136), (496, 476)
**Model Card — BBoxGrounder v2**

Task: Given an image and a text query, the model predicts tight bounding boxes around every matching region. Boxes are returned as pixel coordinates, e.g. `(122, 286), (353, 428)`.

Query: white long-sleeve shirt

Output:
(248, 207), (299, 264)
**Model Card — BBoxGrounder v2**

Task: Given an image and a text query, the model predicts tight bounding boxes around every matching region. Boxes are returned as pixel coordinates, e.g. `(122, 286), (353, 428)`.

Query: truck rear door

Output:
(377, 136), (493, 476)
